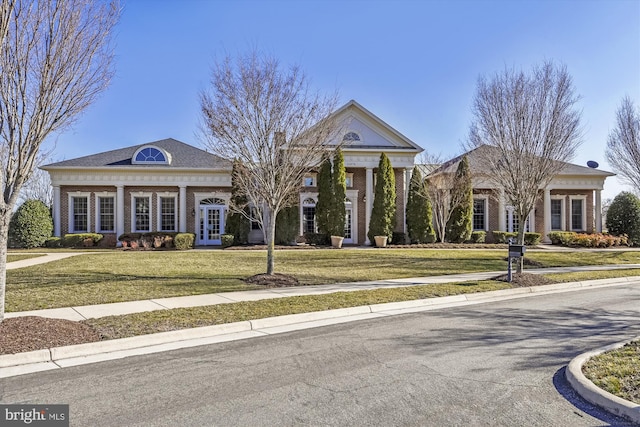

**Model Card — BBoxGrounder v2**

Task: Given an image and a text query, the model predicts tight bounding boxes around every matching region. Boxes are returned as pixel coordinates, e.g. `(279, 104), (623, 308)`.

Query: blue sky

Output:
(52, 0), (639, 200)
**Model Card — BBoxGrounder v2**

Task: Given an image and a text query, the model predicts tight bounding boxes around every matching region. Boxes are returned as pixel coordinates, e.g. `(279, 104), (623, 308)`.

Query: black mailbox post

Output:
(508, 244), (526, 258)
(507, 242), (526, 282)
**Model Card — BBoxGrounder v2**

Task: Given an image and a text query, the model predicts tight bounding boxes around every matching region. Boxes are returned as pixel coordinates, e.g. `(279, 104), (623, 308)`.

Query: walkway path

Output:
(7, 252), (90, 270)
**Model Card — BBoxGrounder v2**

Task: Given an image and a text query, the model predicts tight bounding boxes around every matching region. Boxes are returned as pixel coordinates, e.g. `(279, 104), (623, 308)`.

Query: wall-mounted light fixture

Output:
(191, 208), (196, 217)
(362, 195), (366, 203)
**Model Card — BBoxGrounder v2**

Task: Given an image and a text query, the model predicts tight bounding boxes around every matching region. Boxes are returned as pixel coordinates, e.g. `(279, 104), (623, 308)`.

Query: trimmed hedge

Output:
(491, 231), (540, 245)
(491, 231), (517, 243)
(467, 231), (486, 243)
(548, 231), (629, 248)
(548, 231), (575, 246)
(304, 232), (329, 246)
(174, 233), (195, 250)
(221, 234), (234, 248)
(63, 233), (103, 248)
(524, 233), (541, 245)
(44, 237), (62, 248)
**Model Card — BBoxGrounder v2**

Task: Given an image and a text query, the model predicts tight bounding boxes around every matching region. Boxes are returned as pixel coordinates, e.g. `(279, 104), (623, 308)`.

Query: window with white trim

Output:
(302, 198), (317, 234)
(132, 145), (171, 165)
(550, 197), (564, 230)
(473, 198), (487, 231)
(158, 195), (177, 232)
(97, 195), (115, 233)
(70, 194), (89, 233)
(342, 131), (361, 143)
(303, 173), (317, 187)
(570, 196), (586, 231)
(345, 173), (354, 188)
(132, 194), (152, 232)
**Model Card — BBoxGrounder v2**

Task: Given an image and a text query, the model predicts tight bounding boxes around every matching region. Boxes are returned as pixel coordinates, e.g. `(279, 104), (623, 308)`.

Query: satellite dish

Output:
(587, 160), (599, 169)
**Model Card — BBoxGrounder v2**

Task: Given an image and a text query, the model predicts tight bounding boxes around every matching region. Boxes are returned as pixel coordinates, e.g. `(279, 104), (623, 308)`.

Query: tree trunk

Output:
(516, 215), (526, 273)
(265, 207), (276, 275)
(0, 210), (10, 323)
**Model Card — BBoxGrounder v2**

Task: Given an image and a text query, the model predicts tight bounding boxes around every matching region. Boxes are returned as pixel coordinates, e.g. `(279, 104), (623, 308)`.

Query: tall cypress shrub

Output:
(226, 160), (250, 245)
(406, 168), (435, 243)
(329, 148), (346, 237)
(446, 156), (473, 243)
(367, 153), (396, 244)
(315, 158), (333, 238)
(275, 205), (299, 245)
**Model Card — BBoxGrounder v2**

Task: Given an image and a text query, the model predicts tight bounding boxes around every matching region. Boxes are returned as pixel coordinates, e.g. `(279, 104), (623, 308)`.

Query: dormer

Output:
(132, 145), (172, 165)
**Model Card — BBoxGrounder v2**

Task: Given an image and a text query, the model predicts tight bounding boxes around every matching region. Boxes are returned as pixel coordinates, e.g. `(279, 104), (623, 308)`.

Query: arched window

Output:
(132, 146), (171, 164)
(200, 198), (225, 205)
(302, 198), (316, 234)
(342, 132), (361, 143)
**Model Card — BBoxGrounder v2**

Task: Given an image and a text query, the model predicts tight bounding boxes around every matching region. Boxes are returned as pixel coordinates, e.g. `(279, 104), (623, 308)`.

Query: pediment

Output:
(328, 100), (423, 153)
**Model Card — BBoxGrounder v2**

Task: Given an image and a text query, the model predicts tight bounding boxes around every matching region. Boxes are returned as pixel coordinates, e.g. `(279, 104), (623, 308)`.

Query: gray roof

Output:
(42, 138), (231, 170)
(428, 145), (615, 177)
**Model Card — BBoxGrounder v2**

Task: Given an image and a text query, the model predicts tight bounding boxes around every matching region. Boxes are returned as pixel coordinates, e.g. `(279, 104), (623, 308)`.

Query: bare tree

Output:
(200, 51), (340, 275)
(467, 61), (582, 252)
(0, 0), (119, 322)
(605, 96), (640, 191)
(415, 152), (471, 243)
(18, 160), (53, 208)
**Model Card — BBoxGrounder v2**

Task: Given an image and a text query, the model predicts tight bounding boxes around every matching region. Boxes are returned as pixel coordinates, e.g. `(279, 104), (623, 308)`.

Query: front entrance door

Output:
(344, 207), (353, 244)
(198, 205), (225, 245)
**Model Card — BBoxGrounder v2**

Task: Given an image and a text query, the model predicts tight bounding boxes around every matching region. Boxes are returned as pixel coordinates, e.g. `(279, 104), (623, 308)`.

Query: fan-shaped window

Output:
(132, 146), (171, 165)
(200, 198), (225, 205)
(343, 132), (361, 142)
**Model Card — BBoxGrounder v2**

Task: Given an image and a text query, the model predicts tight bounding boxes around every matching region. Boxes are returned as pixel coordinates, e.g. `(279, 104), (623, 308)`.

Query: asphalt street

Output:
(2, 283), (640, 426)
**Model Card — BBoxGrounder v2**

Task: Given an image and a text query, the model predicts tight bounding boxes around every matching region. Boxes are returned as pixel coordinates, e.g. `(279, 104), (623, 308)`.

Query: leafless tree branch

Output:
(605, 96), (640, 191)
(199, 50), (341, 274)
(0, 0), (119, 322)
(466, 61), (582, 248)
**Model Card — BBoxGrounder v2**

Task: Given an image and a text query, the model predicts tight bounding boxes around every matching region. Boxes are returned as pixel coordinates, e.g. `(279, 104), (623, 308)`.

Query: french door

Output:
(198, 205), (225, 245)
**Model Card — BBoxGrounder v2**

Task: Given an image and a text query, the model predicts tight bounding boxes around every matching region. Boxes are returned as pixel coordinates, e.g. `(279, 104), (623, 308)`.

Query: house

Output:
(427, 145), (614, 242)
(42, 100), (614, 246)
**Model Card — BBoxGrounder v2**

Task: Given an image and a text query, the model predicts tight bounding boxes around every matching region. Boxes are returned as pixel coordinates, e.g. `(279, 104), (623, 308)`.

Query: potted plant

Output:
(331, 235), (344, 248)
(374, 235), (388, 247)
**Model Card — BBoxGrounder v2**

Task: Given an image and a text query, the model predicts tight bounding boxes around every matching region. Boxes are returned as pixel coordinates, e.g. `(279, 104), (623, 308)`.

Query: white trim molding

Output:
(68, 192), (91, 233)
(94, 192), (116, 233)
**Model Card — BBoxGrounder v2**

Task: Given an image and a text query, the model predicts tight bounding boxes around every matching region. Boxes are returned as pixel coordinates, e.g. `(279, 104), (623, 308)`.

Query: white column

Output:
(179, 186), (187, 233)
(53, 185), (61, 237)
(116, 185), (125, 245)
(498, 189), (505, 231)
(543, 189), (551, 243)
(365, 167), (373, 245)
(595, 189), (602, 233)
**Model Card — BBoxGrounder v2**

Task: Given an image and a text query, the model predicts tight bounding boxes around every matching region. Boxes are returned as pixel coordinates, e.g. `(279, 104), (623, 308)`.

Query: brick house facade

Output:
(42, 101), (614, 246)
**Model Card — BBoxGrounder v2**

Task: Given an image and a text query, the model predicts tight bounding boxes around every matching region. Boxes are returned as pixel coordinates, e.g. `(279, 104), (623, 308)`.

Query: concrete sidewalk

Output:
(7, 263), (640, 321)
(7, 252), (93, 270)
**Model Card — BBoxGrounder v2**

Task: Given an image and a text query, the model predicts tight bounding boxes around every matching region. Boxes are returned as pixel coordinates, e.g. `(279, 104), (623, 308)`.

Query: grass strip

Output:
(84, 281), (510, 339)
(582, 340), (640, 404)
(543, 269), (640, 283)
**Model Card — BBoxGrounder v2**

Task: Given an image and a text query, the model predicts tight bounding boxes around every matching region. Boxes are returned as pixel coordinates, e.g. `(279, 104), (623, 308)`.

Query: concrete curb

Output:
(1, 278), (638, 378)
(566, 337), (640, 424)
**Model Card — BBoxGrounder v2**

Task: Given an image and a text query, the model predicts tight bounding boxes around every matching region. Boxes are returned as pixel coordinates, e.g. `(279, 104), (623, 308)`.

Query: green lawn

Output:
(6, 248), (640, 312)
